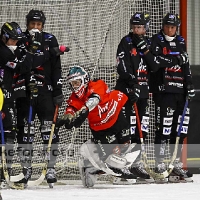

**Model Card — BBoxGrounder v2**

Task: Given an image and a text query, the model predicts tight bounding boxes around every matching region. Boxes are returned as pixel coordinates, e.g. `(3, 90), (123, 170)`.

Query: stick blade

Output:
(10, 173), (24, 182)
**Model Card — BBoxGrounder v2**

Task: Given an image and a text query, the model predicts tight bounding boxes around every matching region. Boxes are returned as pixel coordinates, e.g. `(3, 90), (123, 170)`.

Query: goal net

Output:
(0, 0), (179, 183)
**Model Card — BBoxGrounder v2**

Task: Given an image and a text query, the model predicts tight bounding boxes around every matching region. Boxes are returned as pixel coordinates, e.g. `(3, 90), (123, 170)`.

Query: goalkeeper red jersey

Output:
(66, 79), (128, 131)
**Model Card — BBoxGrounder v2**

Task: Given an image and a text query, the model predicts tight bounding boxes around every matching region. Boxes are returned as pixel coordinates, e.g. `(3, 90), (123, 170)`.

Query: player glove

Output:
(49, 46), (70, 56)
(56, 113), (75, 129)
(187, 84), (195, 100)
(28, 32), (42, 54)
(132, 34), (149, 53)
(73, 106), (89, 128)
(128, 84), (140, 103)
(176, 52), (189, 65)
(53, 94), (64, 106)
(28, 82), (38, 98)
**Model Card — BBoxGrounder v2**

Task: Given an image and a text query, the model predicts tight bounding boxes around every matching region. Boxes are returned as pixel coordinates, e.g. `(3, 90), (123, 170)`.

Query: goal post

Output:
(0, 0), (181, 183)
(179, 0), (188, 169)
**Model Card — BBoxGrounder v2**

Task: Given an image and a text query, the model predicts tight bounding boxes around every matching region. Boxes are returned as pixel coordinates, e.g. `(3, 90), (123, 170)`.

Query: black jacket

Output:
(149, 30), (193, 94)
(115, 32), (178, 98)
(21, 30), (63, 97)
(0, 40), (33, 102)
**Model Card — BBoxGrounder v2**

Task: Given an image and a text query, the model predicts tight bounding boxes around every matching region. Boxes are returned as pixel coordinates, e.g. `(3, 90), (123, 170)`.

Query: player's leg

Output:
(153, 93), (178, 182)
(91, 116), (137, 180)
(37, 94), (59, 184)
(79, 139), (111, 188)
(0, 102), (17, 188)
(16, 97), (35, 185)
(169, 94), (193, 182)
(130, 99), (154, 182)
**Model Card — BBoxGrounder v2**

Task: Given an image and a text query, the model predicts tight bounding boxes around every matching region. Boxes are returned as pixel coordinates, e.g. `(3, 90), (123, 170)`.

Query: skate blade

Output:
(48, 183), (54, 188)
(136, 177), (155, 184)
(155, 178), (168, 184)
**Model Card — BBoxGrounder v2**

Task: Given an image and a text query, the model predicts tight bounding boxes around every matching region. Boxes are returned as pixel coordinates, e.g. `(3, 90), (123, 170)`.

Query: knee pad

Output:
(80, 139), (106, 170)
(18, 121), (35, 144)
(40, 120), (59, 144)
(41, 132), (59, 144)
(105, 154), (127, 169)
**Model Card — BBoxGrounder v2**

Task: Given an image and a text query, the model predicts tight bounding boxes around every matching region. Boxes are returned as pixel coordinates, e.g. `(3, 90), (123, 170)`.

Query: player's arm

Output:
(49, 34), (64, 106)
(56, 93), (100, 129)
(116, 37), (138, 88)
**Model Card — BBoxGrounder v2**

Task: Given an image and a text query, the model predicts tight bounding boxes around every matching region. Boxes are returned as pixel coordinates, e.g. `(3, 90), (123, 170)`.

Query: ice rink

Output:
(1, 174), (200, 200)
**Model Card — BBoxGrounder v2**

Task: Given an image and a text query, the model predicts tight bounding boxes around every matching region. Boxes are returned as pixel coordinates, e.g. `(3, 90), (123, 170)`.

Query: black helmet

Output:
(162, 13), (181, 27)
(1, 22), (23, 40)
(26, 9), (46, 25)
(130, 12), (151, 30)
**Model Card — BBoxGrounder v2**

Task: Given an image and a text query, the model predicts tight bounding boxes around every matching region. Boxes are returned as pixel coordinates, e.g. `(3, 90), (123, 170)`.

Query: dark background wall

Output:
(187, 65), (200, 173)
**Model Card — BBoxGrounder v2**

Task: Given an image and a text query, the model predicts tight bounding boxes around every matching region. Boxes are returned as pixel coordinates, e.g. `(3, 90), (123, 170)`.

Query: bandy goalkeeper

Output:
(55, 65), (140, 188)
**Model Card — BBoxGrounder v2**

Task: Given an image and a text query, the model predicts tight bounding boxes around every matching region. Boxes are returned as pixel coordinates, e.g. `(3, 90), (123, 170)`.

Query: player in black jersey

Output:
(149, 13), (195, 182)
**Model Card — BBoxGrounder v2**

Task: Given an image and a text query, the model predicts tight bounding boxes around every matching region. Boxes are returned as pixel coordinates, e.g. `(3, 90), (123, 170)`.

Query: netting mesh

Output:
(0, 0), (179, 183)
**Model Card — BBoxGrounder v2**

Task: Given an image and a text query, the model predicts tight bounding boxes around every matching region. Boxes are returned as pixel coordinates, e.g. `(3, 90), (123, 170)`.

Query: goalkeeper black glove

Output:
(132, 34), (149, 53)
(56, 113), (75, 129)
(128, 84), (140, 103)
(28, 82), (38, 98)
(187, 84), (195, 100)
(28, 32), (42, 54)
(73, 106), (89, 128)
(177, 52), (189, 65)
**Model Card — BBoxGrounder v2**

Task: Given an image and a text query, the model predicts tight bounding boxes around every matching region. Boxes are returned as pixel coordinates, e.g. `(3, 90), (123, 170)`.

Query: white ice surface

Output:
(1, 174), (200, 200)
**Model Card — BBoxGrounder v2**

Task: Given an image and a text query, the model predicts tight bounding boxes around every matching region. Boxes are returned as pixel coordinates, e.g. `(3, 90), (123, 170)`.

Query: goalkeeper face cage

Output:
(67, 66), (90, 98)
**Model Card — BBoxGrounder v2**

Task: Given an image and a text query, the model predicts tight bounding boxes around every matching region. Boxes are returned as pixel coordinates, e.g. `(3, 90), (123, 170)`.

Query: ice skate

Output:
(110, 167), (137, 183)
(169, 160), (193, 183)
(16, 167), (32, 188)
(130, 161), (154, 183)
(45, 168), (57, 188)
(154, 162), (168, 183)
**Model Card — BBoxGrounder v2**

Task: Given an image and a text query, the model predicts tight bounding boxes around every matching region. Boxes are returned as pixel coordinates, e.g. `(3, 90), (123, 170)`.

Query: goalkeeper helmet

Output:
(162, 13), (181, 27)
(1, 22), (23, 40)
(67, 66), (90, 98)
(26, 9), (46, 25)
(130, 12), (151, 30)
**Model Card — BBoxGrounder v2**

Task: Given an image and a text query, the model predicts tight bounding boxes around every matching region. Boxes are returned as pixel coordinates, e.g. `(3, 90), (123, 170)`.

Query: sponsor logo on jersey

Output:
(163, 127), (171, 135)
(117, 91), (124, 101)
(163, 117), (173, 126)
(141, 124), (148, 132)
(178, 115), (190, 124)
(166, 65), (182, 72)
(130, 48), (137, 56)
(100, 101), (118, 124)
(6, 61), (17, 69)
(137, 59), (147, 75)
(98, 102), (109, 118)
(169, 42), (176, 46)
(176, 125), (188, 134)
(168, 82), (183, 88)
(166, 107), (174, 116)
(14, 85), (26, 91)
(130, 126), (136, 134)
(106, 134), (116, 144)
(130, 116), (136, 124)
(141, 116), (149, 124)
